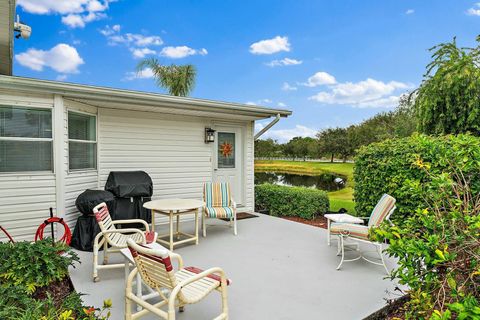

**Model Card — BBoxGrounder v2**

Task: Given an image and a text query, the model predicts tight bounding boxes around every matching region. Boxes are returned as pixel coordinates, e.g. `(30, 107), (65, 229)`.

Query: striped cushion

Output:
(204, 206), (235, 218)
(330, 223), (370, 240)
(368, 194), (396, 227)
(204, 182), (231, 207)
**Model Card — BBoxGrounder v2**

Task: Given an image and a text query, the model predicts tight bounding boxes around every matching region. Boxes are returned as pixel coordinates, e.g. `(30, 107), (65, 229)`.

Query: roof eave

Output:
(0, 75), (292, 119)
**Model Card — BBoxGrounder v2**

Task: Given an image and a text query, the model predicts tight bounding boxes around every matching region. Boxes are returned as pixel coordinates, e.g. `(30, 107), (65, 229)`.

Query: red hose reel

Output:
(34, 207), (72, 245)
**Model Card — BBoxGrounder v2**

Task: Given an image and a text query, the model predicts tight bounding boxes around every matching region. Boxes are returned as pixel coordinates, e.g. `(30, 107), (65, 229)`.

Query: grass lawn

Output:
(254, 160), (356, 213)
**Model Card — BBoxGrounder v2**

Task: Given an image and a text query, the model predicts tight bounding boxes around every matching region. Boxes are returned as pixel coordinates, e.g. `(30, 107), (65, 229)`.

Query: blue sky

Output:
(12, 0), (480, 142)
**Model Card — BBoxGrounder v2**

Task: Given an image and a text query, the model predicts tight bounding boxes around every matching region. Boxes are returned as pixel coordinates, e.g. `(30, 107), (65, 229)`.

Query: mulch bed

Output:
(32, 277), (74, 308)
(363, 294), (409, 319)
(282, 215), (328, 229)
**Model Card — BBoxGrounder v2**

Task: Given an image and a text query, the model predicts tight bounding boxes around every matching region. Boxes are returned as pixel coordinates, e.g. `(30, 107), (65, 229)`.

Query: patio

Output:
(70, 213), (399, 319)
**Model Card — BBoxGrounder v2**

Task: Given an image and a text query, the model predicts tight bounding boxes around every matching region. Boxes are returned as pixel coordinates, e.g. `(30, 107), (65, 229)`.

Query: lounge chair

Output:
(202, 182), (237, 236)
(125, 238), (230, 320)
(331, 194), (396, 274)
(92, 202), (157, 282)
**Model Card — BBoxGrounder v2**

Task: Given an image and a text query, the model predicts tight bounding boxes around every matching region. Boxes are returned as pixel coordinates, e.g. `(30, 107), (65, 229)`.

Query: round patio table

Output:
(144, 199), (204, 251)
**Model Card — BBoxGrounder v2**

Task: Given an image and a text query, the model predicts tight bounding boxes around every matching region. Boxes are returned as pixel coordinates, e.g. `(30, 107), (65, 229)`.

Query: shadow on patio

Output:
(70, 214), (399, 320)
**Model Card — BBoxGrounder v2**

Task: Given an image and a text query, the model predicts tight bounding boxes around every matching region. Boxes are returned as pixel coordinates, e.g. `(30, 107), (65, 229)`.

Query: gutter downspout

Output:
(254, 113), (281, 140)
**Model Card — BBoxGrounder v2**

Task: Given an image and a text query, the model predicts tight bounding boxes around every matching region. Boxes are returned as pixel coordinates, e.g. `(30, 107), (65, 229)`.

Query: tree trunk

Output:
(331, 154), (334, 163)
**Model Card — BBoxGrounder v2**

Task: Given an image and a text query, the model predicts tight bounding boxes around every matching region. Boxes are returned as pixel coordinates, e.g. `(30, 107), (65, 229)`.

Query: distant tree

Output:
(415, 36), (480, 135)
(281, 137), (317, 160)
(137, 58), (196, 96)
(254, 139), (280, 158)
(317, 128), (350, 162)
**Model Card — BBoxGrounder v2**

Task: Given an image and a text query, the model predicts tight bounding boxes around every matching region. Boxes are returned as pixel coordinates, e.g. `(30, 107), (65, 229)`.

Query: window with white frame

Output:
(68, 111), (97, 170)
(0, 106), (53, 172)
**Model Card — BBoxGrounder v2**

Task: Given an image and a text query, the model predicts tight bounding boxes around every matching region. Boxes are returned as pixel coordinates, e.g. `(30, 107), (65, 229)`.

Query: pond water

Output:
(254, 171), (346, 192)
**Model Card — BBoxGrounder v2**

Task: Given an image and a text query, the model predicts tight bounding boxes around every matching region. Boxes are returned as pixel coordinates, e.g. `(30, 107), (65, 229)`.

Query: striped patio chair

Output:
(202, 182), (237, 236)
(92, 202), (157, 282)
(331, 194), (396, 274)
(125, 239), (230, 320)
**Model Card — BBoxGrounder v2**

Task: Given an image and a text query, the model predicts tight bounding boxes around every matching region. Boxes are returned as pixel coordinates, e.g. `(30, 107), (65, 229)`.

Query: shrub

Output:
(0, 240), (111, 319)
(0, 239), (79, 294)
(255, 183), (329, 219)
(371, 156), (480, 319)
(354, 134), (480, 223)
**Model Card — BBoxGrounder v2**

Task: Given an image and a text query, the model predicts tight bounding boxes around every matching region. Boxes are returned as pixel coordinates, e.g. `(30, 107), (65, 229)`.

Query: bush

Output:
(371, 156), (480, 319)
(0, 240), (111, 319)
(255, 183), (329, 219)
(354, 134), (480, 223)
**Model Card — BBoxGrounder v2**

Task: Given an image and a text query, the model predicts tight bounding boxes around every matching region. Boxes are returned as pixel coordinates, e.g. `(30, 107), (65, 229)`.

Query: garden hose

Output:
(35, 217), (72, 245)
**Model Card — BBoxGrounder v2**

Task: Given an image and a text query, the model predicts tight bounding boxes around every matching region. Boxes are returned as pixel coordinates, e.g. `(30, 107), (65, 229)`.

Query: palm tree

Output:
(137, 58), (196, 97)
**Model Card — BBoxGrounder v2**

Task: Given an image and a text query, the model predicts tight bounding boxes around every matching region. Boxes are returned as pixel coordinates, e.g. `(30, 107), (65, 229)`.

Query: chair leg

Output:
(220, 280), (229, 318)
(93, 236), (100, 282)
(233, 214), (237, 236)
(377, 243), (389, 275)
(336, 236), (345, 270)
(202, 214), (206, 237)
(103, 240), (109, 265)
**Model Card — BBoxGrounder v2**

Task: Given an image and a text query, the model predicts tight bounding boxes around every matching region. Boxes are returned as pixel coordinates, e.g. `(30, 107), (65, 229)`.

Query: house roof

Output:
(0, 75), (292, 120)
(0, 0), (14, 76)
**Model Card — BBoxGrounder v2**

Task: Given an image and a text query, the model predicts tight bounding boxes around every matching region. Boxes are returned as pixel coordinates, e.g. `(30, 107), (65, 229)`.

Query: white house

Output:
(0, 76), (291, 241)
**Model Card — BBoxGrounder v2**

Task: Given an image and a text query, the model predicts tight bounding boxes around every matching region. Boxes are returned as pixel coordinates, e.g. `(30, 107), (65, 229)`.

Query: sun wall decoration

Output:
(220, 141), (233, 158)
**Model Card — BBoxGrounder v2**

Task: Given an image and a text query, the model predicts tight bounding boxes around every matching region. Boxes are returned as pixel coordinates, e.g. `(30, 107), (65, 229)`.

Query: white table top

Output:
(120, 242), (168, 263)
(324, 213), (364, 224)
(143, 198), (205, 211)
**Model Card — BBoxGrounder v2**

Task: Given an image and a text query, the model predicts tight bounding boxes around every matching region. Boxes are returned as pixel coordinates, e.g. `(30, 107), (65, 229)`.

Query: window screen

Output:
(68, 111), (97, 170)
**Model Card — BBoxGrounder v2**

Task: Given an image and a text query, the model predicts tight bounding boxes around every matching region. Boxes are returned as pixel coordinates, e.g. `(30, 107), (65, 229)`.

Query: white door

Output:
(213, 126), (243, 206)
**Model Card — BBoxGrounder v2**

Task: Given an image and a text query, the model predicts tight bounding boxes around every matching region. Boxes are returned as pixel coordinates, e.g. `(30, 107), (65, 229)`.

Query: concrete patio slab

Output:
(69, 214), (399, 320)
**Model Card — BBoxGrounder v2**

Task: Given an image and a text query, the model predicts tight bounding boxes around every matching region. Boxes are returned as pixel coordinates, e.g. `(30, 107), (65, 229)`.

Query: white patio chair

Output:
(202, 182), (237, 236)
(125, 238), (230, 320)
(92, 202), (157, 282)
(331, 194), (396, 274)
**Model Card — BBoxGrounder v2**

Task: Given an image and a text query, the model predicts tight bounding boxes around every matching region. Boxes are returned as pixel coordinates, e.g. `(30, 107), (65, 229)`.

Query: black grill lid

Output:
(75, 189), (115, 215)
(105, 171), (153, 198)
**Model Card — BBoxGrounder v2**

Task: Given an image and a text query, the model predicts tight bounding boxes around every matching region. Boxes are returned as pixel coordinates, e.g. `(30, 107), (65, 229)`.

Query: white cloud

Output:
(160, 46), (208, 58)
(99, 25), (163, 58)
(309, 77), (412, 108)
(18, 0), (115, 28)
(131, 48), (156, 59)
(266, 58), (302, 67)
(304, 71), (337, 87)
(277, 102), (287, 107)
(246, 99), (272, 106)
(15, 43), (84, 73)
(282, 82), (297, 91)
(467, 3), (480, 15)
(56, 74), (68, 81)
(250, 36), (291, 55)
(124, 68), (155, 81)
(255, 123), (317, 143)
(406, 9), (415, 15)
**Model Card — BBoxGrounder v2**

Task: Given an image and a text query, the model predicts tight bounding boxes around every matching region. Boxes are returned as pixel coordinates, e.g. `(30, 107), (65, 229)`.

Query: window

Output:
(0, 106), (53, 172)
(68, 111), (97, 170)
(217, 132), (235, 168)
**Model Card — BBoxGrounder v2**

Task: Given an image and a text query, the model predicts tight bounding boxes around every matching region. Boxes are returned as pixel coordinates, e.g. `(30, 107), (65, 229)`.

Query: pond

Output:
(254, 171), (346, 192)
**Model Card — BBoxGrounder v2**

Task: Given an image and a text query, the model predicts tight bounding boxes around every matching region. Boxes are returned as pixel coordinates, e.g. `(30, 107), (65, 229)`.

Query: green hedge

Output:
(255, 183), (329, 219)
(354, 134), (480, 223)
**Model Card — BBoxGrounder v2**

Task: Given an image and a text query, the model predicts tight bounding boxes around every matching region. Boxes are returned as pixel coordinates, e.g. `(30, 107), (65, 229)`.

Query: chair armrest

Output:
(168, 267), (227, 309)
(169, 252), (184, 269)
(231, 199), (237, 209)
(112, 219), (150, 231)
(102, 229), (146, 244)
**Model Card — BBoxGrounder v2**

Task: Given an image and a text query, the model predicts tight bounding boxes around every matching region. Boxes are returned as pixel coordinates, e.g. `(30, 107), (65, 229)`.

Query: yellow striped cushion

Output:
(330, 223), (369, 240)
(368, 194), (396, 227)
(204, 206), (235, 218)
(204, 182), (231, 207)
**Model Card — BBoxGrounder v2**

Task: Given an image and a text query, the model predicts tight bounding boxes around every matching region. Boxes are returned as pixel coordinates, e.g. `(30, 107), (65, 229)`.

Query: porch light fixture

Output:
(205, 127), (216, 143)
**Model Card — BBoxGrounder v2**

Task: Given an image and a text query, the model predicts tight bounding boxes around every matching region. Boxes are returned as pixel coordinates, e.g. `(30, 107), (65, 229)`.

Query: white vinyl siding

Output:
(0, 91), (56, 242)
